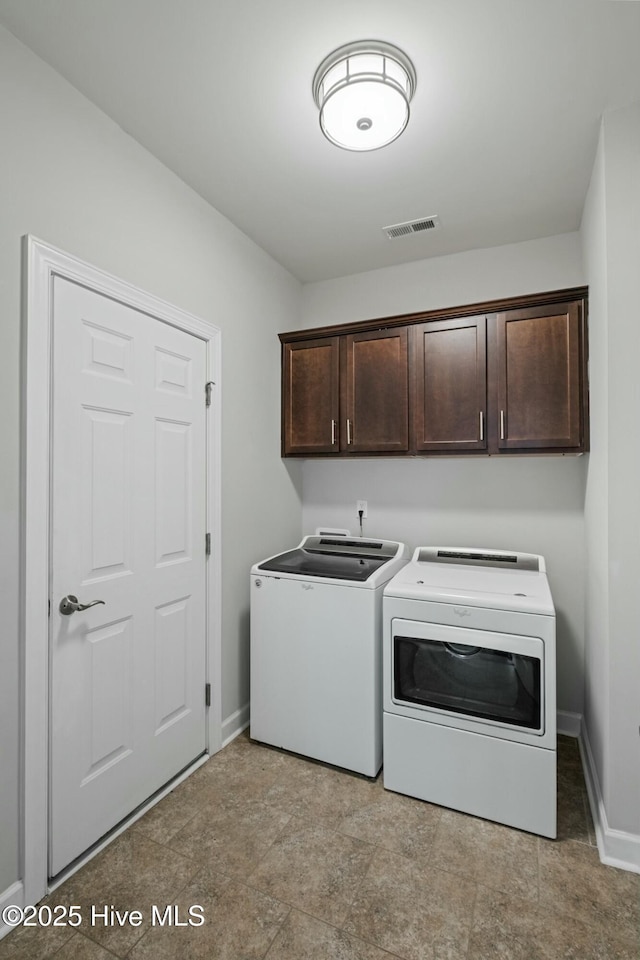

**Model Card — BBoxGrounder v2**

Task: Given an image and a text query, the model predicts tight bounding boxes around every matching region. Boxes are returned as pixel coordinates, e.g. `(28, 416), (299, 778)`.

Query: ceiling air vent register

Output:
(383, 216), (441, 240)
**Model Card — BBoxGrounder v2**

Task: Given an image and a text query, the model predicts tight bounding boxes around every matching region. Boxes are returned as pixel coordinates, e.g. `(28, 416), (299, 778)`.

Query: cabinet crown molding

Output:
(280, 286), (588, 343)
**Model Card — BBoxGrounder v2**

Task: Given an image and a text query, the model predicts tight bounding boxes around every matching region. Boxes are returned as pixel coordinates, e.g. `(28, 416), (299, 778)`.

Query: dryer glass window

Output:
(393, 633), (542, 730)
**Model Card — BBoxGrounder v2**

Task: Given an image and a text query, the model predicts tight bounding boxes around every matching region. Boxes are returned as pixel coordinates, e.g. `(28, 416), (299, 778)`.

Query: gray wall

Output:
(300, 234), (587, 720)
(604, 104), (640, 836)
(0, 27), (302, 895)
(582, 103), (640, 837)
(580, 121), (609, 810)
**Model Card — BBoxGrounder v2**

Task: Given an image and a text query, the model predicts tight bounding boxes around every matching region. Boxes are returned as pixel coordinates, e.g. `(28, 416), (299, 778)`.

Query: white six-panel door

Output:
(49, 276), (207, 875)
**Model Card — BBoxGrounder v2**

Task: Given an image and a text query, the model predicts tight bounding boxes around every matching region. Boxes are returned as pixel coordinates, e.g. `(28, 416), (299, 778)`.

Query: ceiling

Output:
(1, 0), (639, 283)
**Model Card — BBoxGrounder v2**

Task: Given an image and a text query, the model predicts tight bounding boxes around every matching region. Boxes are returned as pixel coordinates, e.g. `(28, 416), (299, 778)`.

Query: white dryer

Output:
(383, 547), (556, 837)
(250, 535), (408, 776)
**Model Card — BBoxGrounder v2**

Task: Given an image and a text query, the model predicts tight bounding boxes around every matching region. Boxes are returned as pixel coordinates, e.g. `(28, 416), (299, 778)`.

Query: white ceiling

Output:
(1, 0), (639, 282)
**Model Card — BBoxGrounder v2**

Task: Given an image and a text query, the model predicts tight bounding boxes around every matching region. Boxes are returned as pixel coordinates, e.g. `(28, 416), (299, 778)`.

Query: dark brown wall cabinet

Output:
(344, 329), (409, 453)
(413, 316), (487, 453)
(282, 338), (339, 454)
(280, 288), (588, 458)
(495, 302), (582, 450)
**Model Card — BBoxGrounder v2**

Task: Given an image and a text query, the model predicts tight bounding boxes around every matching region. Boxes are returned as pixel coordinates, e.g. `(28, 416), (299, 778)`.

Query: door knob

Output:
(59, 595), (106, 616)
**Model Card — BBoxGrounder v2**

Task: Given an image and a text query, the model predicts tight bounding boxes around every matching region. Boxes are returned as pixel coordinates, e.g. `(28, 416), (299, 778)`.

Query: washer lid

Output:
(257, 535), (403, 582)
(384, 546), (554, 615)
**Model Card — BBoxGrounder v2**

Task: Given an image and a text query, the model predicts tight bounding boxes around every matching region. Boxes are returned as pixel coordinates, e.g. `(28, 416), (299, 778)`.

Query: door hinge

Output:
(205, 683), (211, 708)
(205, 532), (211, 556)
(205, 381), (214, 407)
(48, 599), (51, 618)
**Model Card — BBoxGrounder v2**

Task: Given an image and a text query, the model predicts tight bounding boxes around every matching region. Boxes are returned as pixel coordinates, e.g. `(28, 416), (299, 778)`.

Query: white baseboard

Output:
(221, 702), (250, 748)
(0, 881), (24, 940)
(557, 710), (582, 738)
(580, 726), (640, 874)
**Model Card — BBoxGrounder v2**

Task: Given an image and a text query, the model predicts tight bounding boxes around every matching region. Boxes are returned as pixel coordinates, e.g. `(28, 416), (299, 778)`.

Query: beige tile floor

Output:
(2, 734), (638, 960)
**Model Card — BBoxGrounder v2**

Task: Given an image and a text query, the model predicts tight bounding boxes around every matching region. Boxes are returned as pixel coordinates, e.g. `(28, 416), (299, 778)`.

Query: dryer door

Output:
(390, 619), (545, 735)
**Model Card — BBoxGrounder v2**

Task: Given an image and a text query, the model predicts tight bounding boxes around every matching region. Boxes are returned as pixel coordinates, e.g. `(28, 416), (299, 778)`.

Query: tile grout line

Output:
(48, 927), (124, 960)
(334, 835), (381, 935)
(260, 905), (408, 960)
(537, 834), (542, 908)
(463, 879), (482, 960)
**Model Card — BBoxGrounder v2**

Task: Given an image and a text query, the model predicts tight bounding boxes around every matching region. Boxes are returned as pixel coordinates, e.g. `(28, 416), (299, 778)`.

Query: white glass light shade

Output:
(313, 41), (416, 152)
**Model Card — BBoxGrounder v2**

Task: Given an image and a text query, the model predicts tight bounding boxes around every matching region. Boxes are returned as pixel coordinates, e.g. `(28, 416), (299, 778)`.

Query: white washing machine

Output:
(250, 534), (408, 776)
(383, 546), (557, 837)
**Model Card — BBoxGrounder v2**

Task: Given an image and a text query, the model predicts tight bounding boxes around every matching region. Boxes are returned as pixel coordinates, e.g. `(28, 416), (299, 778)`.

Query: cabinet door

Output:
(282, 338), (339, 455)
(495, 302), (582, 450)
(412, 316), (487, 452)
(344, 328), (409, 453)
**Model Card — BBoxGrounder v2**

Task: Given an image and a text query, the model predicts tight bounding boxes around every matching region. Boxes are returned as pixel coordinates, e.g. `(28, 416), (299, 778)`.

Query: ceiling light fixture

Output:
(312, 40), (416, 152)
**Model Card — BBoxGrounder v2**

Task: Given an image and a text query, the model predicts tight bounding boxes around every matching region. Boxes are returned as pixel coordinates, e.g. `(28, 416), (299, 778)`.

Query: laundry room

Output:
(0, 2), (639, 959)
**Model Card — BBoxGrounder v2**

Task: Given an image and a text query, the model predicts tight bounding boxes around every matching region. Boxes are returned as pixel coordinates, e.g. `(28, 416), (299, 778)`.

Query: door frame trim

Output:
(21, 235), (222, 906)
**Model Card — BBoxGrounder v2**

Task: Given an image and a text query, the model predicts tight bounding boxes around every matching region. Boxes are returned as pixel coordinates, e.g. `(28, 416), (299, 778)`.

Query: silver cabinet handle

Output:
(479, 411), (484, 441)
(331, 419), (337, 445)
(500, 410), (506, 440)
(347, 419), (353, 445)
(59, 595), (106, 616)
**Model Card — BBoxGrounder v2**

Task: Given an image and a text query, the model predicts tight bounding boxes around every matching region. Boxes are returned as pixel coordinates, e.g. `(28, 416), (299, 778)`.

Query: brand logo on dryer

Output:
(302, 583), (314, 591)
(453, 606), (472, 618)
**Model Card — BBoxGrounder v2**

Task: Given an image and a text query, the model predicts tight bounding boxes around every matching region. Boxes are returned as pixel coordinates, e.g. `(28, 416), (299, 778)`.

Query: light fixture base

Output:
(312, 40), (417, 109)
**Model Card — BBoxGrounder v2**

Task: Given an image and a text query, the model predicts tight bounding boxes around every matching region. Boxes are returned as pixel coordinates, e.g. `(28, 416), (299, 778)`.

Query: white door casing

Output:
(50, 277), (207, 875)
(22, 237), (221, 905)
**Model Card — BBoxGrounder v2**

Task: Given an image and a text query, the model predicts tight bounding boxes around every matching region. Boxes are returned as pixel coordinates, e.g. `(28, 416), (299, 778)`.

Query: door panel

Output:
(495, 302), (582, 449)
(155, 347), (192, 396)
(82, 320), (132, 381)
(344, 328), (408, 452)
(154, 597), (190, 732)
(282, 338), (339, 454)
(82, 407), (132, 578)
(85, 618), (134, 777)
(413, 316), (487, 452)
(155, 419), (192, 564)
(50, 277), (207, 876)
